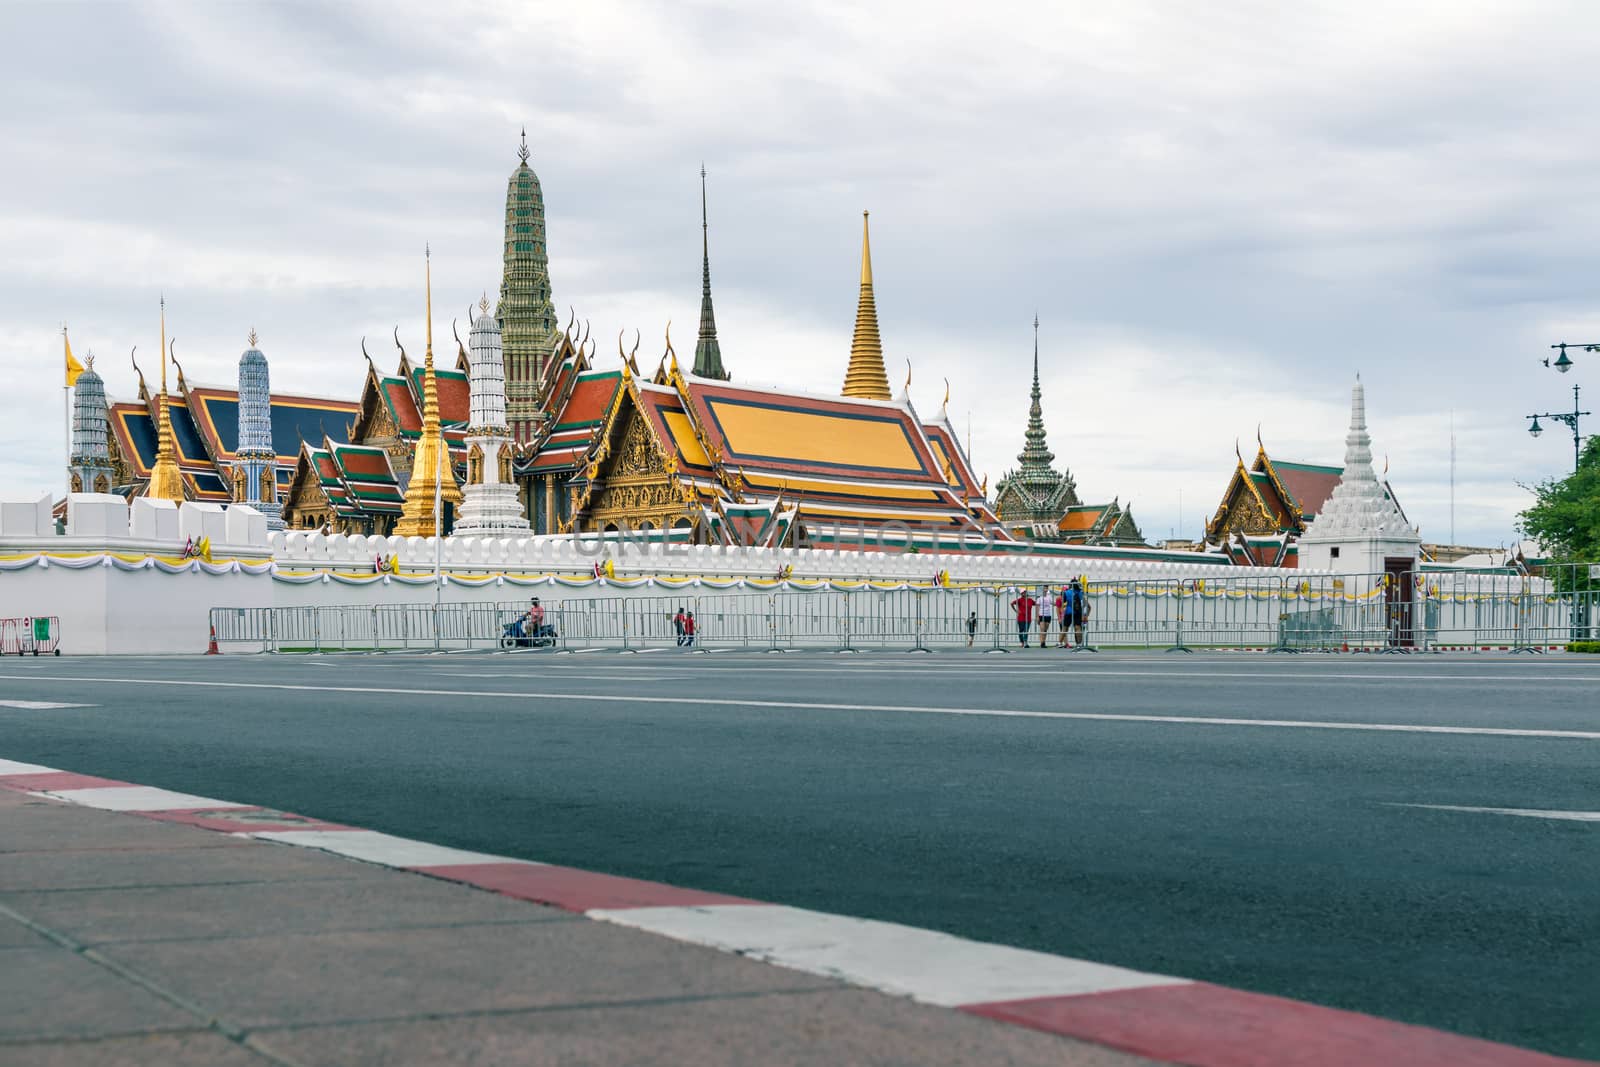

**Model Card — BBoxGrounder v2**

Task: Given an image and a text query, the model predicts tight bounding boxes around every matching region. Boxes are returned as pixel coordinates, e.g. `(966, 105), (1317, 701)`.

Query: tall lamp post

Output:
(1526, 384), (1590, 472)
(1544, 341), (1600, 374)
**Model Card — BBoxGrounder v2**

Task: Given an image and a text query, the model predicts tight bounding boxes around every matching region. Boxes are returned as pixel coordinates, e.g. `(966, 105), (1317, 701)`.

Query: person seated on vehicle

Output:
(525, 598), (545, 634)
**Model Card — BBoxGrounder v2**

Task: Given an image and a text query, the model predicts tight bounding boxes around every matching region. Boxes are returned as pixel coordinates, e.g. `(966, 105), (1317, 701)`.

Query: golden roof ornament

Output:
(395, 244), (463, 536)
(248, 327), (259, 348)
(842, 211), (891, 400)
(147, 294), (185, 502)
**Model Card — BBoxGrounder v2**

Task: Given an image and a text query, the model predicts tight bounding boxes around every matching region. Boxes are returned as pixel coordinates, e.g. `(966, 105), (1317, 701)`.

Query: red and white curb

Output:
(1, 758), (1585, 1067)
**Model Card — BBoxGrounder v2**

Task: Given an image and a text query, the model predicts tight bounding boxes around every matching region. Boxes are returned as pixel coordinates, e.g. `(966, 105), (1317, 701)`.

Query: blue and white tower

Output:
(233, 329), (283, 529)
(70, 353), (114, 495)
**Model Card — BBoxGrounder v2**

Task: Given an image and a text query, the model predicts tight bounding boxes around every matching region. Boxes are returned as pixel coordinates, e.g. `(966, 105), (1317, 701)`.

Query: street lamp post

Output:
(1545, 341), (1600, 374)
(1526, 384), (1590, 472)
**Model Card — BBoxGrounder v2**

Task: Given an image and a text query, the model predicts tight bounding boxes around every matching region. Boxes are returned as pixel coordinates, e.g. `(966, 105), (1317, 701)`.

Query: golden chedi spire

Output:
(842, 212), (891, 401)
(395, 246), (464, 537)
(146, 295), (186, 501)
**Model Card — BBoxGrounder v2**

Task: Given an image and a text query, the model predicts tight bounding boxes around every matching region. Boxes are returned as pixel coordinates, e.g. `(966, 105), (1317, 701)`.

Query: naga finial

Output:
(361, 336), (376, 374)
(664, 320), (675, 359)
(631, 328), (641, 363)
(247, 327), (259, 348)
(618, 328), (627, 362)
(392, 326), (406, 360)
(904, 358), (912, 390)
(1256, 423), (1264, 452)
(942, 377), (951, 410)
(565, 306), (576, 341)
(452, 317), (462, 350)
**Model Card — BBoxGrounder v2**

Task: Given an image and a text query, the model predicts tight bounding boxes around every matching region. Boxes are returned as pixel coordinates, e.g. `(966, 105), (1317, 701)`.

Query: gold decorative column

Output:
(841, 211), (891, 401)
(395, 248), (463, 536)
(146, 296), (186, 501)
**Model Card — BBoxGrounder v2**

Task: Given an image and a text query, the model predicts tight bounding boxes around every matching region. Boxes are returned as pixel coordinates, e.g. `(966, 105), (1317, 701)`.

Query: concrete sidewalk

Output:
(0, 788), (1153, 1067)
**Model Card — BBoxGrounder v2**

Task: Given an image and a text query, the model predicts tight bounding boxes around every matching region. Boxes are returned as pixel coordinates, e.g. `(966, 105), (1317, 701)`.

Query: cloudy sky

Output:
(3, 0), (1596, 546)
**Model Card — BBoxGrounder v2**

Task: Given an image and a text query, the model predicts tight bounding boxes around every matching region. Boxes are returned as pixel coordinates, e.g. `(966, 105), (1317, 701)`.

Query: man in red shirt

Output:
(1008, 591), (1037, 649)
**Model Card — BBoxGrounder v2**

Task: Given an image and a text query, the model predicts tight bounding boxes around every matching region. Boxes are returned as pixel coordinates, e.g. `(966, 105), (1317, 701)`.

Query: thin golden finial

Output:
(424, 243), (432, 360)
(860, 211), (873, 286)
(248, 327), (259, 348)
(479, 291), (490, 315)
(159, 294), (167, 395)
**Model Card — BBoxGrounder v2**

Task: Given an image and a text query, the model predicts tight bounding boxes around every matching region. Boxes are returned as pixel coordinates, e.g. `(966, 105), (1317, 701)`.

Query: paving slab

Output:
(0, 840), (368, 893)
(3, 866), (574, 946)
(256, 987), (1164, 1067)
(0, 1032), (278, 1067)
(0, 912), (52, 949)
(0, 794), (249, 852)
(99, 919), (835, 1030)
(0, 946), (195, 1042)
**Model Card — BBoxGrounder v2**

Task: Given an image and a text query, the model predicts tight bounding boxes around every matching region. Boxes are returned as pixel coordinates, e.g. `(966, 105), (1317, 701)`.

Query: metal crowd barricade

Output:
(212, 562), (1600, 656)
(0, 616), (62, 656)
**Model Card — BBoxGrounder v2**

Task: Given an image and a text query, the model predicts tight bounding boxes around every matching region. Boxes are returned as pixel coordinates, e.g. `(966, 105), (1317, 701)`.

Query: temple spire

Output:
(692, 164), (727, 379)
(1018, 313), (1054, 470)
(396, 246), (463, 537)
(147, 294), (185, 501)
(498, 128), (558, 442)
(842, 212), (890, 400)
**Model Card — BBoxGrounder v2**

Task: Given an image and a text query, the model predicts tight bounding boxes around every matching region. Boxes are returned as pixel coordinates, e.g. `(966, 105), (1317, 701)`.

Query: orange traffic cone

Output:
(206, 625), (220, 655)
(1341, 641), (1349, 653)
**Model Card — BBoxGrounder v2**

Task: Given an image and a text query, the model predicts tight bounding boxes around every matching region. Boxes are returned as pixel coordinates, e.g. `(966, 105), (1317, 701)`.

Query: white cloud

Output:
(2, 0), (1597, 546)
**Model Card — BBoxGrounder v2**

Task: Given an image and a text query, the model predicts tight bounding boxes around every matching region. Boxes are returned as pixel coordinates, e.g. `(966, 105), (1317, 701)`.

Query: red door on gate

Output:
(1384, 557), (1415, 647)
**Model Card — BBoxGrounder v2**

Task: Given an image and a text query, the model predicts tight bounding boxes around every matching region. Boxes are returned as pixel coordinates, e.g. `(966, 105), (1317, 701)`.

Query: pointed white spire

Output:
(1305, 377), (1416, 541)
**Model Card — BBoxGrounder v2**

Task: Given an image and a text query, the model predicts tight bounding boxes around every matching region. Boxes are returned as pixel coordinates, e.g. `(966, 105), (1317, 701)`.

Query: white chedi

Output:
(454, 299), (530, 534)
(1297, 377), (1420, 573)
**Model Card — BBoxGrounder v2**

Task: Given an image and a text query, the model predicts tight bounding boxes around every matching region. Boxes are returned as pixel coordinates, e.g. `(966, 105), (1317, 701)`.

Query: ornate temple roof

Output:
(514, 333), (622, 475)
(557, 346), (1004, 541)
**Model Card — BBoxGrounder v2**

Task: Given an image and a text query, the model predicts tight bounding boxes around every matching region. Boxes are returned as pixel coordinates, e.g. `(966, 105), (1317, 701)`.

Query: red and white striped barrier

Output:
(0, 757), (1582, 1067)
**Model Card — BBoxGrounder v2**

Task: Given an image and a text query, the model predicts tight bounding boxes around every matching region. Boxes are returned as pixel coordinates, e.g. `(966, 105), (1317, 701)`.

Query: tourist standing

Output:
(1009, 590), (1036, 649)
(684, 610), (697, 647)
(673, 607), (687, 646)
(1035, 585), (1053, 648)
(966, 609), (979, 648)
(1062, 578), (1090, 649)
(1054, 587), (1069, 647)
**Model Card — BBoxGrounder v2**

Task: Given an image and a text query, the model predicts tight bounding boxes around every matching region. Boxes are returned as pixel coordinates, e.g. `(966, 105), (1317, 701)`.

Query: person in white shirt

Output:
(1034, 585), (1053, 648)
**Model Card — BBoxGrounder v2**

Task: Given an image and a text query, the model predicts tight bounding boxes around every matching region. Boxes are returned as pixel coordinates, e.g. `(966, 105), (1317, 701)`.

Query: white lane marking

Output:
(431, 665), (1600, 684)
(249, 829), (541, 868)
(0, 759), (57, 776)
(0, 674), (1595, 739)
(0, 700), (94, 709)
(1391, 804), (1600, 822)
(593, 904), (1185, 1007)
(41, 786), (251, 812)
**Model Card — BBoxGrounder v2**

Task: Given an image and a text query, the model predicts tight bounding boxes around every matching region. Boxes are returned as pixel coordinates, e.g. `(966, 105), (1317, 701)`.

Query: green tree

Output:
(1519, 435), (1600, 567)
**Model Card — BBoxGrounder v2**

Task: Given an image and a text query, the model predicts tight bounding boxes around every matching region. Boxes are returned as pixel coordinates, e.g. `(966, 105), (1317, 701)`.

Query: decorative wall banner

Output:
(0, 551), (273, 577)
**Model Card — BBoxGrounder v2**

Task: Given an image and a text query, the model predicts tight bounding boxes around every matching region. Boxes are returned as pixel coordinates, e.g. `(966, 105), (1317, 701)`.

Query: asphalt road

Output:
(1, 651), (1596, 1058)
